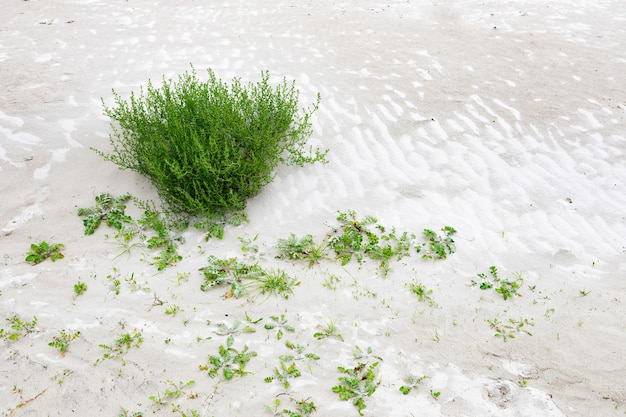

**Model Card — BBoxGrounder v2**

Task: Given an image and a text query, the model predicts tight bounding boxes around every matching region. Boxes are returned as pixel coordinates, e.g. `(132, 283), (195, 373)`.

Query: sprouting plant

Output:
(352, 345), (383, 362)
(421, 226), (456, 259)
(193, 211), (248, 241)
(77, 193), (133, 235)
(25, 241), (65, 265)
(322, 274), (342, 291)
(399, 374), (430, 395)
(73, 280), (88, 297)
(125, 273), (150, 293)
(165, 304), (182, 316)
(48, 330), (80, 355)
(247, 268), (300, 300)
(486, 317), (534, 342)
(149, 380), (196, 410)
(326, 210), (384, 267)
(406, 280), (436, 306)
(138, 210), (183, 271)
(265, 361), (302, 389)
(2, 315), (39, 340)
(96, 329), (144, 364)
(473, 266), (523, 300)
(266, 394), (317, 417)
(200, 256), (264, 298)
(199, 335), (257, 380)
(313, 317), (343, 342)
(264, 314), (296, 340)
(106, 268), (122, 296)
(275, 234), (329, 267)
(215, 319), (257, 337)
(118, 408), (144, 417)
(332, 361), (380, 416)
(238, 234), (260, 257)
(280, 340), (321, 362)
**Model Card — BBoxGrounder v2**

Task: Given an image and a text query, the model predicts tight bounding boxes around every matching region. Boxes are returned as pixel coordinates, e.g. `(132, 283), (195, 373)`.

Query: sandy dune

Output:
(1, 1), (625, 416)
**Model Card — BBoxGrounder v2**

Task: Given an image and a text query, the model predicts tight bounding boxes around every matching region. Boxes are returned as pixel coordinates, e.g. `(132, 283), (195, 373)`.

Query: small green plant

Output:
(422, 226), (456, 259)
(473, 266), (523, 300)
(149, 380), (196, 410)
(200, 256), (264, 298)
(96, 329), (144, 364)
(248, 268), (300, 300)
(265, 360), (302, 389)
(406, 280), (436, 306)
(399, 374), (430, 395)
(266, 395), (317, 417)
(280, 340), (321, 362)
(200, 335), (257, 380)
(313, 317), (343, 341)
(238, 234), (260, 257)
(165, 304), (182, 316)
(118, 409), (144, 417)
(77, 193), (133, 235)
(215, 319), (257, 337)
(275, 234), (329, 267)
(332, 361), (380, 416)
(2, 315), (39, 340)
(25, 241), (64, 265)
(73, 281), (88, 297)
(48, 330), (80, 355)
(486, 316), (534, 342)
(97, 66), (327, 217)
(264, 314), (296, 340)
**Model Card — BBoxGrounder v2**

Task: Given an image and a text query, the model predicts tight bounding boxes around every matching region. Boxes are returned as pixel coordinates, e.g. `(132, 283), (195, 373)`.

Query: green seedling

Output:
(313, 317), (343, 341)
(199, 335), (257, 380)
(421, 226), (456, 259)
(266, 395), (317, 417)
(238, 234), (260, 257)
(73, 281), (88, 297)
(193, 211), (248, 241)
(215, 319), (256, 337)
(264, 314), (296, 340)
(265, 361), (302, 389)
(200, 256), (264, 298)
(487, 317), (534, 342)
(473, 266), (523, 300)
(96, 329), (144, 364)
(352, 345), (383, 362)
(25, 241), (64, 265)
(332, 361), (380, 416)
(2, 315), (39, 340)
(48, 329), (80, 356)
(165, 304), (182, 316)
(118, 409), (144, 417)
(77, 193), (133, 235)
(430, 389), (441, 399)
(138, 210), (183, 270)
(399, 374), (430, 395)
(275, 234), (329, 267)
(149, 380), (196, 409)
(248, 268), (300, 300)
(406, 280), (436, 306)
(280, 340), (321, 362)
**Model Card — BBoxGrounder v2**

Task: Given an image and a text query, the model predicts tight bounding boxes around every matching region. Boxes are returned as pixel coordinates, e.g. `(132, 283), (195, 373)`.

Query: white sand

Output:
(1, 0), (625, 416)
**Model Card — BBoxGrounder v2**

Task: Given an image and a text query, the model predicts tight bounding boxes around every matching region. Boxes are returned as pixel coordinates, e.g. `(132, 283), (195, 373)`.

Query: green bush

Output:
(95, 67), (327, 216)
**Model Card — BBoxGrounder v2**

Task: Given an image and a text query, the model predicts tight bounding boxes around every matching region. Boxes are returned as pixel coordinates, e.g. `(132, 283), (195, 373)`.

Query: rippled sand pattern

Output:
(1, 1), (625, 416)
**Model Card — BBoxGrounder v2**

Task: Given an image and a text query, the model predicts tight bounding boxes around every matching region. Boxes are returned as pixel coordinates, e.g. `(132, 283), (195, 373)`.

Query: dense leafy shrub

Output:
(96, 67), (327, 216)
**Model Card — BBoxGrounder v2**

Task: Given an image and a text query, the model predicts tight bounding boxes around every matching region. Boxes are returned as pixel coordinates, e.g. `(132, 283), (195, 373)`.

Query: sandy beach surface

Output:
(1, 0), (625, 416)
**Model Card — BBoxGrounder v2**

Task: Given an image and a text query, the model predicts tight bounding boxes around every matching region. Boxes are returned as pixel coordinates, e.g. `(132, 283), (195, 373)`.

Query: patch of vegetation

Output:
(25, 241), (64, 265)
(96, 329), (144, 365)
(248, 268), (300, 300)
(264, 314), (296, 340)
(73, 281), (88, 297)
(48, 329), (80, 356)
(486, 316), (534, 342)
(96, 66), (327, 217)
(1, 315), (39, 341)
(421, 226), (456, 260)
(199, 335), (257, 380)
(275, 234), (329, 267)
(77, 193), (133, 235)
(266, 395), (317, 417)
(200, 256), (264, 298)
(332, 361), (380, 416)
(406, 279), (436, 306)
(472, 266), (523, 300)
(399, 374), (430, 395)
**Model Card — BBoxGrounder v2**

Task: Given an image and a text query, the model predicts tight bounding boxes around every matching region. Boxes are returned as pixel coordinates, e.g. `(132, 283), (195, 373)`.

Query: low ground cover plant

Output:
(25, 241), (64, 265)
(472, 265), (523, 300)
(96, 66), (327, 217)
